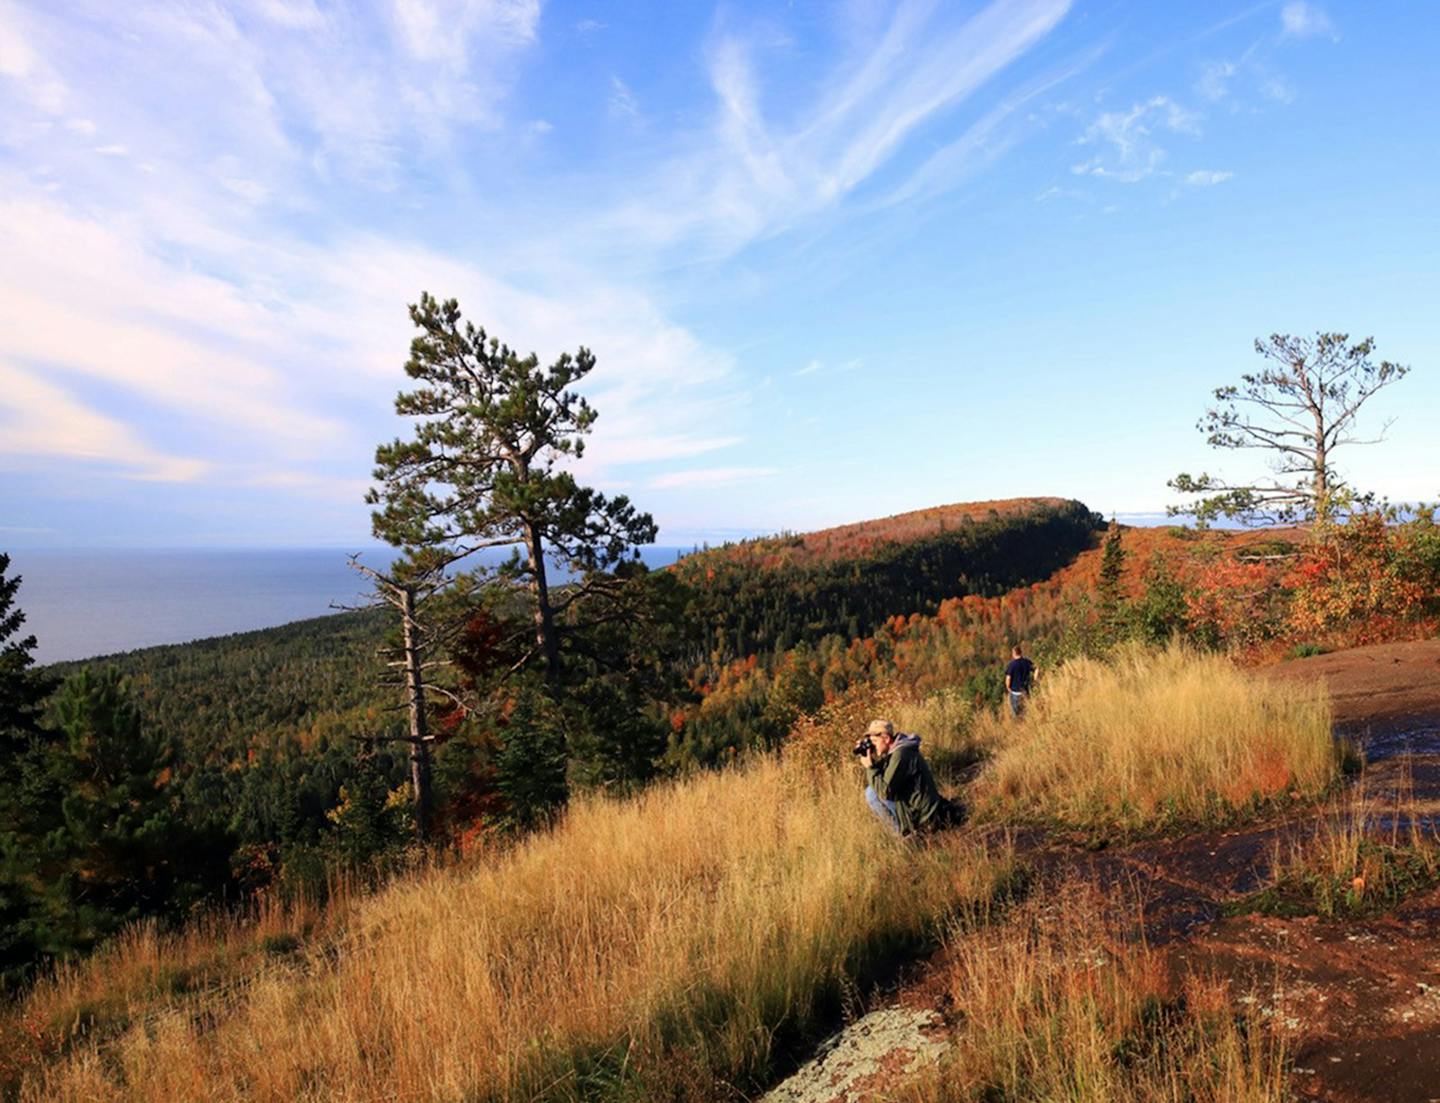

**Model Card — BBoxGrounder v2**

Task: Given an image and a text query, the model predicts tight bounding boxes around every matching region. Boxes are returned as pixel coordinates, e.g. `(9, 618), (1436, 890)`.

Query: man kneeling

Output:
(856, 719), (965, 837)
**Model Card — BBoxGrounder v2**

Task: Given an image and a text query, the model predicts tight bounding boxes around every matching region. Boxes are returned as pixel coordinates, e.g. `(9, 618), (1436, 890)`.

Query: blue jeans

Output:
(865, 785), (902, 835)
(1008, 690), (1027, 717)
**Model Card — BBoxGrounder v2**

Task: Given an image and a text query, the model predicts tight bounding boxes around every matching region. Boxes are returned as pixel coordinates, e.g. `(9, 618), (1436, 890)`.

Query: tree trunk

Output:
(400, 583), (432, 843)
(525, 523), (563, 683)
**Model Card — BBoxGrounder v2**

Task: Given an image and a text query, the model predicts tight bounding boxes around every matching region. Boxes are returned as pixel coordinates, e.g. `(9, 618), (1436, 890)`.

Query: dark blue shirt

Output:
(1005, 657), (1034, 692)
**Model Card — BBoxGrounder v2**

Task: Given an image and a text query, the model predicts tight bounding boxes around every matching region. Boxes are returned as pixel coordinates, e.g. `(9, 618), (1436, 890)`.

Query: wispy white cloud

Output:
(0, 362), (208, 482)
(608, 75), (640, 122)
(0, 0), (66, 113)
(1184, 169), (1233, 187)
(1195, 59), (1236, 102)
(0, 179), (744, 493)
(649, 467), (780, 490)
(596, 0), (1075, 256)
(1260, 74), (1297, 103)
(388, 0), (538, 68)
(793, 357), (864, 378)
(1280, 2), (1337, 40)
(247, 0), (327, 31)
(1071, 95), (1201, 183)
(0, 2), (751, 505)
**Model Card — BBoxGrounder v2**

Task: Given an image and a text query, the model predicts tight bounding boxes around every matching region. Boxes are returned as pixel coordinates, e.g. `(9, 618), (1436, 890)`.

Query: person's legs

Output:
(1008, 690), (1025, 718)
(864, 785), (902, 835)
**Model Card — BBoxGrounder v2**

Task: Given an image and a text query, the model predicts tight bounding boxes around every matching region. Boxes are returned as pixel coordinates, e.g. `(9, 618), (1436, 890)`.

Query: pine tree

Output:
(368, 294), (658, 685)
(1097, 523), (1127, 644)
(0, 553), (54, 763)
(1169, 332), (1411, 526)
(0, 555), (59, 978)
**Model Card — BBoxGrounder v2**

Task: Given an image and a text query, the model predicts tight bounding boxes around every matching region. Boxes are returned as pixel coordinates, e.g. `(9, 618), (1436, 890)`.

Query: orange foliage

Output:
(1286, 512), (1437, 642)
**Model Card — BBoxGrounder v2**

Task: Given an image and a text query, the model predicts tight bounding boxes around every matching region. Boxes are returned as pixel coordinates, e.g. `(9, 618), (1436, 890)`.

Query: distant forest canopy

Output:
(39, 498), (1100, 766)
(43, 608), (393, 759)
(681, 497), (1084, 569)
(674, 498), (1101, 663)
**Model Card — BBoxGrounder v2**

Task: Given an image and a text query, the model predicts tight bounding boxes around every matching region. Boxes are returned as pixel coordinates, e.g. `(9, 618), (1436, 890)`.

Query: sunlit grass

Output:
(10, 756), (1014, 1102)
(972, 642), (1338, 833)
(904, 882), (1289, 1103)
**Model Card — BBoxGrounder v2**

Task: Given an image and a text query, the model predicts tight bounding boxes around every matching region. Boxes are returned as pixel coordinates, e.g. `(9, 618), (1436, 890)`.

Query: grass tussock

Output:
(13, 756), (1015, 1103)
(973, 643), (1338, 833)
(1247, 768), (1440, 918)
(906, 883), (1289, 1103)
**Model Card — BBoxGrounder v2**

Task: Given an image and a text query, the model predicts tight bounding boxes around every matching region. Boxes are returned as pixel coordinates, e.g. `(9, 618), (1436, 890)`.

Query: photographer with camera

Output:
(854, 719), (964, 837)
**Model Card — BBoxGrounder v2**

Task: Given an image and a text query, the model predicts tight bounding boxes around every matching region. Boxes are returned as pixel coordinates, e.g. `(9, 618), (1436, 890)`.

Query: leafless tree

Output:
(340, 558), (466, 843)
(1169, 332), (1410, 527)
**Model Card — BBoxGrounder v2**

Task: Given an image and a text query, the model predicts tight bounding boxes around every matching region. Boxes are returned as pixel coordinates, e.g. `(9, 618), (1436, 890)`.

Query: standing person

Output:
(1004, 645), (1035, 718)
(855, 719), (964, 836)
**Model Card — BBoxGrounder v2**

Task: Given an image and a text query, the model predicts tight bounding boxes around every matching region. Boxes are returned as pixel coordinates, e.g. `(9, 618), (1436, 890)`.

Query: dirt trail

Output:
(763, 637), (1440, 1103)
(1265, 636), (1440, 738)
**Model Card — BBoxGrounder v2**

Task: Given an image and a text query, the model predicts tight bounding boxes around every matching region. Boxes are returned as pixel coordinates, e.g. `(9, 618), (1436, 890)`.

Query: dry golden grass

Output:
(905, 882), (1289, 1103)
(973, 643), (1338, 832)
(13, 757), (1014, 1103)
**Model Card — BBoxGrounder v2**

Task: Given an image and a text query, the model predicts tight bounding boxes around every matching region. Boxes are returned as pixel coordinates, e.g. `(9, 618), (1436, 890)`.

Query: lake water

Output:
(9, 546), (693, 665)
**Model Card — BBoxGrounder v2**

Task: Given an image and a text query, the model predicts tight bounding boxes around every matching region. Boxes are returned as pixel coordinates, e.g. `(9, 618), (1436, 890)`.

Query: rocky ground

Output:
(763, 638), (1440, 1103)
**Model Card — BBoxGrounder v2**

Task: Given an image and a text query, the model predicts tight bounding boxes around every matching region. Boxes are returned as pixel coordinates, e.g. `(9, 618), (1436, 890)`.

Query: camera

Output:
(852, 735), (875, 758)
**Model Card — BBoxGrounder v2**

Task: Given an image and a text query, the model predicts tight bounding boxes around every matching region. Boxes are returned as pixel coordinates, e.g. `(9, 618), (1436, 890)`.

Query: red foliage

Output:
(1286, 513), (1436, 641)
(1184, 556), (1288, 648)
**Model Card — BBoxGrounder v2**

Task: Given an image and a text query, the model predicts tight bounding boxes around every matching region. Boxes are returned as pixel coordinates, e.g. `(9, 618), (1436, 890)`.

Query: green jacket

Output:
(866, 737), (958, 835)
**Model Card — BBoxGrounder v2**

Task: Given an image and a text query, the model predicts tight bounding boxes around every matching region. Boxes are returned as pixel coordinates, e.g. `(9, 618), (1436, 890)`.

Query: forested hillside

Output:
(676, 497), (1100, 659)
(45, 608), (393, 758)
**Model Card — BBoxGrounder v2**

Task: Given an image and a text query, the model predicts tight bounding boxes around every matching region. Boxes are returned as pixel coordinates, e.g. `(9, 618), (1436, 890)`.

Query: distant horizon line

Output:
(2, 514), (1220, 554)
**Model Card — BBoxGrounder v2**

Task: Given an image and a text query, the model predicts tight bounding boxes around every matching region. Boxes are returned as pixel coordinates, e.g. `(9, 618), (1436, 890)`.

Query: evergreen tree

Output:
(1096, 523), (1128, 644)
(0, 554), (58, 980)
(3, 667), (229, 977)
(0, 552), (54, 763)
(368, 293), (658, 684)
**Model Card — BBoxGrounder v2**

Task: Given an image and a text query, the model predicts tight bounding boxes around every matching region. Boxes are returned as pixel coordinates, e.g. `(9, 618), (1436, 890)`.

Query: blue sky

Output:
(1, 0), (1436, 548)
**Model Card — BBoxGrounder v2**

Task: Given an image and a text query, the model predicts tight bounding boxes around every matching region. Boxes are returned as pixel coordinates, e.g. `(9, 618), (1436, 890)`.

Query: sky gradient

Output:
(1, 0), (1436, 547)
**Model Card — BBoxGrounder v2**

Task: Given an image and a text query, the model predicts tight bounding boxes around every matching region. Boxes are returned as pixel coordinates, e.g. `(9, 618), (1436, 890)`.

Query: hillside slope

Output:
(675, 497), (1101, 662)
